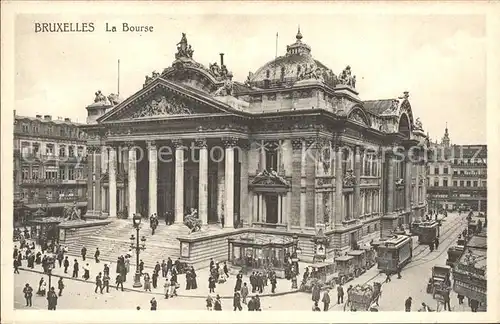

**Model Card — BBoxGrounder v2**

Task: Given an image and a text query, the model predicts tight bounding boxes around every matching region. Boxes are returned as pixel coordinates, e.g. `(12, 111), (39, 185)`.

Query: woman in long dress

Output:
(83, 263), (90, 280)
(37, 278), (47, 296)
(191, 267), (198, 289)
(144, 273), (152, 292)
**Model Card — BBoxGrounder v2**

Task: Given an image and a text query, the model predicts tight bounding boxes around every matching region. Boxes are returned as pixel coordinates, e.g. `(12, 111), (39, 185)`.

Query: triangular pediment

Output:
(98, 78), (245, 123)
(250, 169), (290, 187)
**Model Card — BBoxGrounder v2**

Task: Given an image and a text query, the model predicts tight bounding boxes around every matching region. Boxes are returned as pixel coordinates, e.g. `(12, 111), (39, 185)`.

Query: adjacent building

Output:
(80, 30), (429, 256)
(427, 126), (487, 212)
(13, 111), (88, 224)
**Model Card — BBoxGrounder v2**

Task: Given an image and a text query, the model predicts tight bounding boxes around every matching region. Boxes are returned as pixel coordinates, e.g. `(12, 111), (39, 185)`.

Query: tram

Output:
(417, 220), (440, 245)
(375, 235), (413, 274)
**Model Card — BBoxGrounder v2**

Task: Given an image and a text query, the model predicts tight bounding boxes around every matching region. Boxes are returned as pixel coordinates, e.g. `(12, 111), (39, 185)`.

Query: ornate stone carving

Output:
(343, 169), (355, 187)
(214, 77), (234, 96)
(296, 63), (323, 82)
(349, 110), (366, 125)
(175, 33), (194, 60)
(291, 138), (303, 150)
(323, 193), (330, 224)
(132, 94), (193, 118)
(194, 138), (208, 148)
(107, 93), (121, 105)
(94, 90), (108, 104)
(320, 144), (331, 174)
(146, 140), (156, 150)
(251, 169), (290, 186)
(172, 139), (184, 149)
(222, 137), (239, 148)
(415, 117), (423, 130)
(338, 66), (356, 88)
(144, 71), (161, 86)
(395, 178), (405, 186)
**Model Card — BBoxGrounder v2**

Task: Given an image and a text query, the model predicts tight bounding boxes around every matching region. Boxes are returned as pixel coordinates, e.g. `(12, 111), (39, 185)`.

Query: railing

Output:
(21, 196), (87, 204)
(452, 174), (487, 178)
(21, 178), (86, 184)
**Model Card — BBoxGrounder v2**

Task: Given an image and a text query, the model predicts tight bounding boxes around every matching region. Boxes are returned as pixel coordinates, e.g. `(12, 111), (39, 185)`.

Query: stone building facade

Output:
(81, 30), (429, 253)
(427, 126), (487, 212)
(13, 111), (88, 223)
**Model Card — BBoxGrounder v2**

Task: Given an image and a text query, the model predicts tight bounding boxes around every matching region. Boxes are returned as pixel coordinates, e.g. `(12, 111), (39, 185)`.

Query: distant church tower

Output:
(441, 122), (451, 147)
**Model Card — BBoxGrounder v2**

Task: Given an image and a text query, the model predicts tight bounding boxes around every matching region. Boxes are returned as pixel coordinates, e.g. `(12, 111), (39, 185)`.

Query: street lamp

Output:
(130, 213), (146, 288)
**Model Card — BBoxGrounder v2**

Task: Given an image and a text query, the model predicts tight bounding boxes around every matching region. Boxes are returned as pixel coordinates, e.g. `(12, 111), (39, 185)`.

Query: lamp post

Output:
(291, 234), (301, 274)
(130, 213), (146, 288)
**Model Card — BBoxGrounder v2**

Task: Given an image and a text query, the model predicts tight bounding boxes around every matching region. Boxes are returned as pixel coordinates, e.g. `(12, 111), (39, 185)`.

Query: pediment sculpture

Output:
(175, 33), (194, 60)
(214, 77), (234, 97)
(209, 62), (231, 81)
(132, 94), (194, 118)
(144, 71), (161, 86)
(297, 63), (324, 82)
(338, 65), (356, 88)
(251, 169), (290, 186)
(349, 111), (366, 125)
(343, 169), (355, 186)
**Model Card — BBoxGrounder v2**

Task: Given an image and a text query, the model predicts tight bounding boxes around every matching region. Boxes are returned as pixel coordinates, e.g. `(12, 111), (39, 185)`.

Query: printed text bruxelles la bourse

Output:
(34, 22), (154, 33)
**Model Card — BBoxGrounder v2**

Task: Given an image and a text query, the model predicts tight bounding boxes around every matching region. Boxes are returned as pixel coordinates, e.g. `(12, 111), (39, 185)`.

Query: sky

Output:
(14, 13), (487, 144)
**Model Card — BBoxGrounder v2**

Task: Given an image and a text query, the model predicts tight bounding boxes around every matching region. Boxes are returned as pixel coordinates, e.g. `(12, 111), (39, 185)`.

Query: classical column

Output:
(354, 146), (362, 219)
(173, 139), (184, 223)
(86, 146), (95, 212)
(334, 146), (343, 225)
(421, 162), (427, 207)
(127, 143), (136, 218)
(94, 146), (102, 216)
(478, 199), (481, 212)
(414, 155), (420, 207)
(387, 152), (395, 213)
(278, 194), (282, 224)
(239, 142), (250, 226)
(224, 137), (237, 229)
(197, 138), (208, 225)
(405, 153), (412, 213)
(108, 146), (117, 218)
(290, 138), (302, 227)
(148, 141), (158, 217)
(260, 140), (266, 171)
(253, 193), (258, 223)
(258, 194), (264, 222)
(101, 145), (108, 173)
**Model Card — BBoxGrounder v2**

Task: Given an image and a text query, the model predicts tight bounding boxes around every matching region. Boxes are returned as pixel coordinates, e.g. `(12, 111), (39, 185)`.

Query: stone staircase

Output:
(64, 219), (189, 269)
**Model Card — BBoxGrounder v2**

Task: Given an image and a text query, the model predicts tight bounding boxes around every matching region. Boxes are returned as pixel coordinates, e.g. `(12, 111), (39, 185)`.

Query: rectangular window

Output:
(265, 141), (278, 172)
(460, 180), (464, 186)
(460, 170), (464, 175)
(434, 167), (439, 174)
(32, 167), (39, 179)
(453, 180), (457, 187)
(33, 125), (39, 133)
(60, 128), (65, 137)
(443, 179), (448, 187)
(22, 167), (30, 180)
(47, 126), (53, 135)
(443, 167), (448, 174)
(59, 167), (66, 180)
(68, 168), (75, 180)
(22, 124), (29, 132)
(59, 145), (66, 157)
(466, 181), (471, 187)
(473, 181), (478, 187)
(434, 180), (439, 187)
(46, 144), (54, 156)
(77, 146), (84, 156)
(68, 146), (75, 157)
(453, 170), (458, 175)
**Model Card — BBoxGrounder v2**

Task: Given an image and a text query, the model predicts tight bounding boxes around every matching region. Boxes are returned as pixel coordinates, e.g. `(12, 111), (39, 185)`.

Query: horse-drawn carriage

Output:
(300, 262), (337, 292)
(426, 265), (451, 298)
(345, 282), (382, 312)
(348, 250), (367, 277)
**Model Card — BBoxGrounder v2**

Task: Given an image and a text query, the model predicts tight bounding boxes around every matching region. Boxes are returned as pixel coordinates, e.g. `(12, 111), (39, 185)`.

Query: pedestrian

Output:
(81, 246), (87, 261)
(23, 283), (33, 307)
(470, 299), (479, 312)
(103, 263), (110, 276)
(83, 263), (90, 280)
(322, 289), (331, 311)
(385, 272), (392, 283)
(223, 262), (229, 278)
(94, 248), (100, 263)
(233, 291), (242, 311)
(235, 271), (243, 291)
(457, 294), (464, 305)
(397, 268), (402, 279)
(150, 297), (157, 310)
(435, 237), (440, 250)
(443, 289), (451, 311)
(164, 279), (170, 299)
(14, 258), (20, 274)
(191, 267), (198, 289)
(139, 260), (144, 275)
(169, 277), (178, 297)
(240, 282), (249, 304)
(167, 257), (173, 273)
(248, 296), (256, 311)
(312, 301), (321, 311)
(337, 284), (344, 304)
(270, 273), (277, 293)
(144, 273), (152, 292)
(103, 274), (110, 293)
(57, 251), (64, 268)
(208, 275), (216, 293)
(405, 296), (412, 312)
(206, 294), (213, 310)
(95, 272), (103, 293)
(161, 259), (167, 277)
(72, 259), (79, 278)
(57, 278), (64, 296)
(63, 256), (69, 274)
(47, 287), (58, 310)
(209, 258), (215, 270)
(214, 295), (222, 311)
(115, 273), (124, 291)
(152, 271), (159, 289)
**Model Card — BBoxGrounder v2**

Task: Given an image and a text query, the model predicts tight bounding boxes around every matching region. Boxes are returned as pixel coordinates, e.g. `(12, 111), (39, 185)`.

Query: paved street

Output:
(14, 212), (472, 311)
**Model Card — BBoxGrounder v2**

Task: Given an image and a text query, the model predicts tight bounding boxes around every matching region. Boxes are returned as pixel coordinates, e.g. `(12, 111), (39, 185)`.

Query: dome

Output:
(248, 28), (332, 85)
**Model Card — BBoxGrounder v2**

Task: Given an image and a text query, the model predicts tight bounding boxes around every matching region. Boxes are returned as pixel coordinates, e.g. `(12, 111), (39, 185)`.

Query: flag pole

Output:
(117, 59), (121, 96)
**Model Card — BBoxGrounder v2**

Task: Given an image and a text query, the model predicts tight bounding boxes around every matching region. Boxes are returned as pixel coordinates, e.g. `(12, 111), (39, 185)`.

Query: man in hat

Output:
(322, 289), (331, 311)
(405, 297), (412, 312)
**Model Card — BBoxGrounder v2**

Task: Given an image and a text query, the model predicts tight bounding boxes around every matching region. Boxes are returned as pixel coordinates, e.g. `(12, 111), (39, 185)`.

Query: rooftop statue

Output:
(415, 117), (423, 130)
(338, 65), (356, 88)
(107, 93), (121, 105)
(94, 90), (108, 103)
(175, 33), (194, 59)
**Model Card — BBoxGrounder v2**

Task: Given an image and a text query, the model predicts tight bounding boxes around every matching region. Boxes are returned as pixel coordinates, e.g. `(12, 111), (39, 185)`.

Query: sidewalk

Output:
(18, 251), (300, 299)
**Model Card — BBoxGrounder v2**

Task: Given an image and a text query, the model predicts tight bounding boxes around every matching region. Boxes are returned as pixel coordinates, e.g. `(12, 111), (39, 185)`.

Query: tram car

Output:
(417, 220), (440, 245)
(375, 234), (413, 274)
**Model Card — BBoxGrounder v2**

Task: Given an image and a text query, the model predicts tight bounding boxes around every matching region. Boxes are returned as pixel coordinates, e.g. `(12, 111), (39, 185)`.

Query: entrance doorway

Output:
(265, 195), (278, 224)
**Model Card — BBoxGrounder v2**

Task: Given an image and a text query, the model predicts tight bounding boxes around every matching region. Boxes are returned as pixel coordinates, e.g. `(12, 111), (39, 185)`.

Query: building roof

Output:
(362, 99), (396, 115)
(15, 114), (84, 126)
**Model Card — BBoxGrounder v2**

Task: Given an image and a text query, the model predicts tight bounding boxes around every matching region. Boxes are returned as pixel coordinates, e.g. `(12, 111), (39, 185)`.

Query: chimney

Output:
(220, 53), (224, 66)
(13, 110), (16, 116)
(64, 118), (71, 122)
(36, 114), (42, 119)
(44, 115), (52, 121)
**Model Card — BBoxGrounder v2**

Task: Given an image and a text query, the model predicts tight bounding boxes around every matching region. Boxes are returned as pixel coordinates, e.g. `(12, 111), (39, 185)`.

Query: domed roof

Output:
(249, 28), (331, 84)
